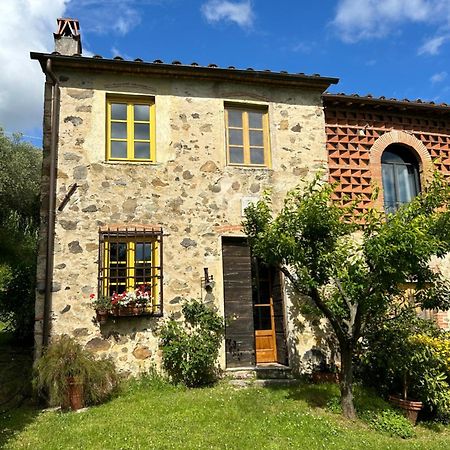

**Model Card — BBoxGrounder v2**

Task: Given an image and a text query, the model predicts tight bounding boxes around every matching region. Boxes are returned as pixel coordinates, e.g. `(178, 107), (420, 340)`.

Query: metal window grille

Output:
(98, 226), (163, 315)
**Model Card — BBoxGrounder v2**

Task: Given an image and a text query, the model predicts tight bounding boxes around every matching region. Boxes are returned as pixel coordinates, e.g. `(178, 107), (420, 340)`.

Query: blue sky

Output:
(1, 0), (449, 145)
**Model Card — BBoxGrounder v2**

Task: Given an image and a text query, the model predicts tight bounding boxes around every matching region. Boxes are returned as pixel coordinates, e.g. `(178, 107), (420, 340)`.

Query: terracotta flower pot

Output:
(388, 395), (423, 425)
(96, 309), (109, 324)
(67, 376), (84, 411)
(312, 371), (339, 384)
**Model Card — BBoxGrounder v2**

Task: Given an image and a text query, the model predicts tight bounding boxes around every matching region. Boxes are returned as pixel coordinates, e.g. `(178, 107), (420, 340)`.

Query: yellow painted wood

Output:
(225, 105), (270, 167)
(106, 96), (155, 162)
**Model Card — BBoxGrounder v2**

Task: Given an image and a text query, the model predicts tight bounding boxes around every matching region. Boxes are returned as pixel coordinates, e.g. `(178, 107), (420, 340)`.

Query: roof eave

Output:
(30, 52), (339, 91)
(323, 93), (450, 114)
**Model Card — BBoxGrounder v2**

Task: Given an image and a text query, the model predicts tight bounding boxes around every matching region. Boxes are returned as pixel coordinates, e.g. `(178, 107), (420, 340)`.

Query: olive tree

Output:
(243, 174), (450, 419)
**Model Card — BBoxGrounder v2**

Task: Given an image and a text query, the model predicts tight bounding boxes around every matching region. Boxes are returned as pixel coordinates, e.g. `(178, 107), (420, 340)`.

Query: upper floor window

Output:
(225, 105), (270, 167)
(381, 145), (421, 213)
(106, 96), (156, 162)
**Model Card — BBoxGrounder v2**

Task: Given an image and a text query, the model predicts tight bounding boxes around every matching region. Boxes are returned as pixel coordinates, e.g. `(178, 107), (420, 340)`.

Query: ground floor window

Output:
(98, 225), (163, 313)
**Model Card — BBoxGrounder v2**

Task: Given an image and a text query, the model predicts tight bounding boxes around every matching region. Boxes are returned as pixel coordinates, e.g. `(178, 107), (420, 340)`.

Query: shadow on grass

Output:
(265, 380), (392, 416)
(0, 329), (39, 447)
(264, 380), (340, 408)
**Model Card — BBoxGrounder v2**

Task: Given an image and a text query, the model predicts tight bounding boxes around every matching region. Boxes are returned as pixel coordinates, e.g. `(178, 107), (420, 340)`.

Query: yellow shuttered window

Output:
(106, 96), (156, 162)
(225, 105), (270, 167)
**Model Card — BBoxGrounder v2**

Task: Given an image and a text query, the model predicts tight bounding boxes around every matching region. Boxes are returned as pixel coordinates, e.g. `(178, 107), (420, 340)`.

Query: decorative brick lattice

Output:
(326, 107), (450, 214)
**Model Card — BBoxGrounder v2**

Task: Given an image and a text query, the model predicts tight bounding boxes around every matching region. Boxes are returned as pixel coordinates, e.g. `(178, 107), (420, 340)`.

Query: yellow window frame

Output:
(102, 237), (160, 309)
(225, 105), (271, 167)
(106, 96), (156, 162)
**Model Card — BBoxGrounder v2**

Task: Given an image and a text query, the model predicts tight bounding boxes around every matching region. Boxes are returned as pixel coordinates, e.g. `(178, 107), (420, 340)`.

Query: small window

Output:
(106, 97), (156, 162)
(225, 105), (270, 166)
(381, 145), (421, 213)
(98, 226), (163, 314)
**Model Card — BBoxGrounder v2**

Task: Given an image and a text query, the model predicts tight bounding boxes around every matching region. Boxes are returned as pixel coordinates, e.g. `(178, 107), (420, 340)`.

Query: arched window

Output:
(381, 145), (421, 213)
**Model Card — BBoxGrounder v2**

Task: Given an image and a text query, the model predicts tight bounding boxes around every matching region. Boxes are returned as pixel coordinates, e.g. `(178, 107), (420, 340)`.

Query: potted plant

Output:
(91, 294), (112, 324)
(311, 360), (340, 384)
(33, 335), (119, 411)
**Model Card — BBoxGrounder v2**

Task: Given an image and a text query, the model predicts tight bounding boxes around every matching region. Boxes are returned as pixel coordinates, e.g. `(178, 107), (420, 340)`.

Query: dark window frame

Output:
(381, 145), (421, 213)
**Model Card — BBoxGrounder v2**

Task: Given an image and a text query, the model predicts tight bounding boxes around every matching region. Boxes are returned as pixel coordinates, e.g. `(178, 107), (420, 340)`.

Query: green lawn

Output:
(2, 379), (450, 450)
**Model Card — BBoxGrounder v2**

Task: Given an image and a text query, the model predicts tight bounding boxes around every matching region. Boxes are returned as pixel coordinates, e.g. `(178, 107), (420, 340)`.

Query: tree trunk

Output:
(340, 343), (357, 420)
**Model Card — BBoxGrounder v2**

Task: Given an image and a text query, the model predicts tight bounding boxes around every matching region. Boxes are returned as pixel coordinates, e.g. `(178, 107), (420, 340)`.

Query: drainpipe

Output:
(41, 58), (60, 352)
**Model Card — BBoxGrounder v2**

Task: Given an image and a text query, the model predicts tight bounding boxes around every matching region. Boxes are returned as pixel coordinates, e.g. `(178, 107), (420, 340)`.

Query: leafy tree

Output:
(0, 129), (42, 340)
(243, 173), (450, 419)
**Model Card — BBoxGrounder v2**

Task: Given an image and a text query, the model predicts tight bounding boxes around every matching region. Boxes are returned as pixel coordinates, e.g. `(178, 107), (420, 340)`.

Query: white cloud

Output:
(418, 35), (449, 55)
(201, 0), (254, 28)
(292, 42), (313, 54)
(0, 0), (151, 135)
(0, 0), (69, 135)
(430, 71), (448, 83)
(332, 0), (450, 46)
(75, 0), (142, 35)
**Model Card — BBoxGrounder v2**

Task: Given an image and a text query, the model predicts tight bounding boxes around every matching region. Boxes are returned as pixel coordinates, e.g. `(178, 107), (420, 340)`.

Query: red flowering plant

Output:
(90, 293), (113, 312)
(91, 286), (153, 318)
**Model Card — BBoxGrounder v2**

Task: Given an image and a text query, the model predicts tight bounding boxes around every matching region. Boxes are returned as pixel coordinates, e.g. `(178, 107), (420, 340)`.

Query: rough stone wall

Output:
(36, 68), (329, 374)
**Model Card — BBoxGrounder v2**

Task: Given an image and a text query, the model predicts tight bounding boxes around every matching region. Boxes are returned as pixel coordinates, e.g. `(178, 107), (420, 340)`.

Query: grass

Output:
(2, 378), (450, 450)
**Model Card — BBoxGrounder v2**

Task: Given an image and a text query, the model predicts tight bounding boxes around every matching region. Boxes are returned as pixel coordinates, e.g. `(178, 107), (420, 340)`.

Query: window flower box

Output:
(91, 286), (157, 323)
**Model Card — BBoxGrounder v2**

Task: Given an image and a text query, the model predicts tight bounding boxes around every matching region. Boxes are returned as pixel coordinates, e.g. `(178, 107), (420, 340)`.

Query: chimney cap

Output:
(54, 18), (80, 38)
(53, 18), (82, 56)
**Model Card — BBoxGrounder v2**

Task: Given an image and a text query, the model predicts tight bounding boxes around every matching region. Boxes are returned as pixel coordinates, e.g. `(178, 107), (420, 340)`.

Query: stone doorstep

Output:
(229, 378), (301, 389)
(225, 364), (293, 380)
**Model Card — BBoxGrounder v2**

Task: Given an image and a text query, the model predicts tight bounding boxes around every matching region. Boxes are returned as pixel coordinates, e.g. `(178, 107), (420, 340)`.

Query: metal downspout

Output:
(41, 58), (59, 351)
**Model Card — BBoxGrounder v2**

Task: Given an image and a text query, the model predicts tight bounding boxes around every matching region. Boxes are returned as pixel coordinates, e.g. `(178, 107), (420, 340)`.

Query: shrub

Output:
(159, 299), (224, 387)
(358, 310), (450, 419)
(33, 335), (119, 408)
(368, 409), (415, 439)
(327, 386), (415, 438)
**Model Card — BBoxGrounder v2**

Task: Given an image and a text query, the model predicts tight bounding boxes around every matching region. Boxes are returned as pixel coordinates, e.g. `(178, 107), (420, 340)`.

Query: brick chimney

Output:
(54, 18), (82, 56)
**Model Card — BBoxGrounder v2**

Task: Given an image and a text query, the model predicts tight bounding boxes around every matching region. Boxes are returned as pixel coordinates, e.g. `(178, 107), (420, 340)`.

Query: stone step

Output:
(226, 365), (293, 380)
(229, 378), (301, 389)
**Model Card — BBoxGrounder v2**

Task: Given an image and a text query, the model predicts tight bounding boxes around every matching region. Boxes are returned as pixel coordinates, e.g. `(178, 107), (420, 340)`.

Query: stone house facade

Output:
(31, 19), (450, 375)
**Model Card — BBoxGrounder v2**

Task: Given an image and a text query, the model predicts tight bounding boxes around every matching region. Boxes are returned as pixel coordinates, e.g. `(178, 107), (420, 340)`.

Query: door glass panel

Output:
(228, 110), (243, 128)
(111, 103), (127, 120)
(229, 147), (244, 164)
(254, 306), (272, 330)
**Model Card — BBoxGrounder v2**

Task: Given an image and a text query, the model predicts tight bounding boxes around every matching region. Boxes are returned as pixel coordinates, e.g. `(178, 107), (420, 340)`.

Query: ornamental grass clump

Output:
(159, 299), (224, 387)
(33, 334), (119, 409)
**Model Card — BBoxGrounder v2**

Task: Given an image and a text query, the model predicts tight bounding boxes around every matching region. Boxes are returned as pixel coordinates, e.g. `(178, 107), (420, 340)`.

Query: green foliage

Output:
(8, 383), (450, 449)
(327, 386), (415, 438)
(243, 172), (450, 418)
(159, 299), (224, 387)
(368, 409), (415, 439)
(33, 335), (119, 408)
(360, 312), (450, 418)
(0, 130), (42, 341)
(0, 130), (42, 226)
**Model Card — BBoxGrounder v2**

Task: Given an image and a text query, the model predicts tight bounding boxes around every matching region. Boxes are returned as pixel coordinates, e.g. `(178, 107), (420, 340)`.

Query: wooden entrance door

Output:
(253, 259), (277, 364)
(222, 237), (288, 368)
